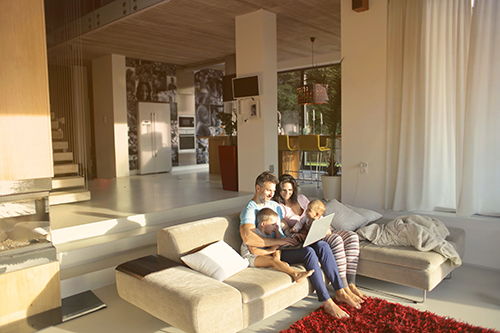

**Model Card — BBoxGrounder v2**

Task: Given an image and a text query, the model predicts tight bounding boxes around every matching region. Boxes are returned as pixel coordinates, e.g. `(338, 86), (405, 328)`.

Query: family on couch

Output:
(239, 171), (366, 319)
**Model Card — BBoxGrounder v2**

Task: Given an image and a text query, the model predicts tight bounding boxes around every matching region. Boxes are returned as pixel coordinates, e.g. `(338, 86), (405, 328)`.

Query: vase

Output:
(321, 175), (341, 201)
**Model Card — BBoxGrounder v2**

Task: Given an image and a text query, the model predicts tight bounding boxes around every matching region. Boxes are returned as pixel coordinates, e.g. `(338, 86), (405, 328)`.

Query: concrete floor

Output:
(40, 264), (500, 333)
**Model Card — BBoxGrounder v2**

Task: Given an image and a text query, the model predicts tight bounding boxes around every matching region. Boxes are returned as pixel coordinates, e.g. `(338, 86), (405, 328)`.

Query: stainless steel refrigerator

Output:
(138, 102), (172, 174)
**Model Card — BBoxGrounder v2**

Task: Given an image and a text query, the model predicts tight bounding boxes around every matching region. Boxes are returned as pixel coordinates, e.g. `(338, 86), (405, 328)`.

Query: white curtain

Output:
(385, 0), (471, 211)
(457, 0), (500, 216)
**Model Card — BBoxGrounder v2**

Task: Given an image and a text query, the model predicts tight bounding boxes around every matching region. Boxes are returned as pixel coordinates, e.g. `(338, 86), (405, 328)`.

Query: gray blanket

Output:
(357, 215), (462, 266)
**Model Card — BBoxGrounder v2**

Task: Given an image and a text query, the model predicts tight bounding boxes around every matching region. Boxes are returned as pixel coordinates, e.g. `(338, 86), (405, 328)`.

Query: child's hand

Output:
(326, 228), (332, 236)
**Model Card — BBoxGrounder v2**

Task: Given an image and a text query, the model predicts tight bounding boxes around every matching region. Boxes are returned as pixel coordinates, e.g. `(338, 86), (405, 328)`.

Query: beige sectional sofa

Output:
(115, 213), (465, 333)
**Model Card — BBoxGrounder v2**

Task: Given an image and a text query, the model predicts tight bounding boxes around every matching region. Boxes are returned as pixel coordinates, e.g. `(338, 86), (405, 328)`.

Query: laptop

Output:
(280, 213), (335, 249)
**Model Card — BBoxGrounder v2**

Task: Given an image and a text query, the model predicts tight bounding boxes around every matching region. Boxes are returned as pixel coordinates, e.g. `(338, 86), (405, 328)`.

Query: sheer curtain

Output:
(457, 0), (500, 216)
(385, 0), (471, 211)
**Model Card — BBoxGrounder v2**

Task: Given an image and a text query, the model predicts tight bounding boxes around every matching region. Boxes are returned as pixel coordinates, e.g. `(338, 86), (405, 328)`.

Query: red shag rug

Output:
(281, 297), (498, 333)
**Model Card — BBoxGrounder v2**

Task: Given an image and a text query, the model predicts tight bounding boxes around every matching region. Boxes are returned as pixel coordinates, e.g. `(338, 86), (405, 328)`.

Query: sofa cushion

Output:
(181, 240), (249, 281)
(224, 267), (307, 304)
(345, 204), (383, 224)
(324, 199), (369, 231)
(359, 241), (448, 270)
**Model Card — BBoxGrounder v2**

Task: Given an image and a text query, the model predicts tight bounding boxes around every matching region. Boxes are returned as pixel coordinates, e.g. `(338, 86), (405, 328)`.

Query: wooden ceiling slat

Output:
(49, 0), (340, 66)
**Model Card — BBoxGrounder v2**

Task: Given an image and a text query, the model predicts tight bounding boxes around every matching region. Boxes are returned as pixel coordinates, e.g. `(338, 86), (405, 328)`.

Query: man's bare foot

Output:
(323, 299), (349, 319)
(292, 269), (314, 283)
(335, 288), (361, 309)
(349, 283), (368, 300)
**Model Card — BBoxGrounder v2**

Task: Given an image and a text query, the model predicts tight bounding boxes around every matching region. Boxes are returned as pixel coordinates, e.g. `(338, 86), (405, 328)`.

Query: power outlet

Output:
(359, 161), (368, 174)
(269, 164), (275, 173)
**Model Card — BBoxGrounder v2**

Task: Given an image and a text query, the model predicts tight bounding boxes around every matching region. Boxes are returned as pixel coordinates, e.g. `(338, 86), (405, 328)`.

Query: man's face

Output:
(256, 181), (276, 202)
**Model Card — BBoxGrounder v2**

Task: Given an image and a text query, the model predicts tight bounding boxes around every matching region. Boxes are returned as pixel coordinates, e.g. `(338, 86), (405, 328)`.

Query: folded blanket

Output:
(357, 215), (462, 266)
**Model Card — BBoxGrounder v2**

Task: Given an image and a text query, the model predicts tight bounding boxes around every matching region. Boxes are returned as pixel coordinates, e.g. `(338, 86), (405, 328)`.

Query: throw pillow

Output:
(345, 203), (383, 223)
(324, 199), (368, 231)
(180, 240), (249, 281)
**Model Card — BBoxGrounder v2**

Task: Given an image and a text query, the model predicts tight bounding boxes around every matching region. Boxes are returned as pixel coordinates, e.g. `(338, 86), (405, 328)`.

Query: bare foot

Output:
(323, 299), (349, 319)
(292, 269), (314, 283)
(349, 283), (368, 300)
(335, 288), (361, 309)
(345, 286), (364, 303)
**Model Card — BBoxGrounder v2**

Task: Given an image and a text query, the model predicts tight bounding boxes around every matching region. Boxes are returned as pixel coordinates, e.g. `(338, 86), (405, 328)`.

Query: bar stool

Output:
(278, 135), (299, 177)
(298, 135), (331, 186)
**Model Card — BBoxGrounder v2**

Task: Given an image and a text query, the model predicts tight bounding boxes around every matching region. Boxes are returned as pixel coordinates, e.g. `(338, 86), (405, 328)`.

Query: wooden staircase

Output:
(50, 113), (91, 205)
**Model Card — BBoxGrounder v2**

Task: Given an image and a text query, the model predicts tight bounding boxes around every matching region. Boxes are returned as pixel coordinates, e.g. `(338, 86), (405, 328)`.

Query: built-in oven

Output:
(178, 115), (196, 153)
(179, 129), (196, 153)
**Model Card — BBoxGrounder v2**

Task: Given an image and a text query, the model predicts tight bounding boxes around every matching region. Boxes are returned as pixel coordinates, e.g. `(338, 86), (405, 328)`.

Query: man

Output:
(239, 171), (360, 318)
(240, 171), (291, 247)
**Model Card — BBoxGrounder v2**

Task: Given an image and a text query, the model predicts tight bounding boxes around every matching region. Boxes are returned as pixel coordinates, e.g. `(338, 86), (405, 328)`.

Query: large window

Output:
(278, 64), (341, 137)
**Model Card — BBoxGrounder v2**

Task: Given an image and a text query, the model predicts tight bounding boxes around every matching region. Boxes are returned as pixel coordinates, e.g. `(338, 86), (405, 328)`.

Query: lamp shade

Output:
(297, 83), (329, 105)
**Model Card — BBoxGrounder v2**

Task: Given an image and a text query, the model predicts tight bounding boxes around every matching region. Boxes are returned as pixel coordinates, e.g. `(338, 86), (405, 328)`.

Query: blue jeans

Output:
(281, 240), (344, 302)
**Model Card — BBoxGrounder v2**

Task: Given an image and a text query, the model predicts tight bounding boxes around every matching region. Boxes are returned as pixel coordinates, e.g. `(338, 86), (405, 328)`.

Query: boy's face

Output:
(256, 181), (276, 202)
(258, 216), (279, 235)
(306, 205), (325, 220)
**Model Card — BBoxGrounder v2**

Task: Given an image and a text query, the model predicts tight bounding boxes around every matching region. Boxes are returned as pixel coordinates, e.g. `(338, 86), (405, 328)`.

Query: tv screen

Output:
(232, 75), (259, 98)
(222, 74), (236, 101)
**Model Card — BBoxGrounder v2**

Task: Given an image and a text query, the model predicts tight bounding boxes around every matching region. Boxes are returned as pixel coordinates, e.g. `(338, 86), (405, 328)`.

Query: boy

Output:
(240, 208), (314, 282)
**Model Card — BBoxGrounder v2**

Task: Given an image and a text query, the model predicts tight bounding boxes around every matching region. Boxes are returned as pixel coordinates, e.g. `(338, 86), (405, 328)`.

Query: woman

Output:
(273, 174), (367, 303)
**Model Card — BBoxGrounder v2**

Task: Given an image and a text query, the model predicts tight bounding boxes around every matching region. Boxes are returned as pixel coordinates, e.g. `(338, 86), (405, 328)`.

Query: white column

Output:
(92, 54), (129, 178)
(235, 9), (279, 192)
(341, 0), (388, 209)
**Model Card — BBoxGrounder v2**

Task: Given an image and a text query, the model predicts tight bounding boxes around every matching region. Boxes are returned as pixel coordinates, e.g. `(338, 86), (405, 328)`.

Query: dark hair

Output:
(256, 208), (278, 225)
(255, 171), (278, 187)
(273, 174), (299, 205)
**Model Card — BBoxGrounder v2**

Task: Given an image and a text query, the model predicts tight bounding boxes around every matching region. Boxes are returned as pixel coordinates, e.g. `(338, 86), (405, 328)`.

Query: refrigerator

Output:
(138, 102), (172, 174)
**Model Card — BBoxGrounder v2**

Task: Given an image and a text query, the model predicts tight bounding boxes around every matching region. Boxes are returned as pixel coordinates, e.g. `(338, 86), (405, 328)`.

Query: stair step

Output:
(54, 163), (78, 175)
(51, 120), (59, 129)
(52, 176), (85, 190)
(52, 130), (64, 140)
(49, 189), (91, 206)
(53, 141), (69, 151)
(54, 152), (74, 162)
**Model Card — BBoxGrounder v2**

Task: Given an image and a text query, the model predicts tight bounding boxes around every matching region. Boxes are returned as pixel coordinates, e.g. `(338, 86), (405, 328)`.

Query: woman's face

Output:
(280, 182), (294, 202)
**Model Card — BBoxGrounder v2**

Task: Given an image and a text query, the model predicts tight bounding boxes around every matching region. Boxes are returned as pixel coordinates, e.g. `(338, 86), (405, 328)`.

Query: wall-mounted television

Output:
(232, 75), (260, 99)
(222, 74), (236, 101)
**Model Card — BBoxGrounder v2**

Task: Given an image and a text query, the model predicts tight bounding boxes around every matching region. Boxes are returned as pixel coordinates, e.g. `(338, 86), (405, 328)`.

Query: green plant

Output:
(217, 110), (237, 145)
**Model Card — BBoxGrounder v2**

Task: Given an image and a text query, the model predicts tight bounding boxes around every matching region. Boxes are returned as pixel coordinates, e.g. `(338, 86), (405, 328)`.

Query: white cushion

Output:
(345, 204), (383, 223)
(180, 240), (249, 281)
(324, 199), (368, 231)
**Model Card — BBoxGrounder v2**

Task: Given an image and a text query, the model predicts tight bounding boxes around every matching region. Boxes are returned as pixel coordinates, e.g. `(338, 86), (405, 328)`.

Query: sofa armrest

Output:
(116, 266), (243, 333)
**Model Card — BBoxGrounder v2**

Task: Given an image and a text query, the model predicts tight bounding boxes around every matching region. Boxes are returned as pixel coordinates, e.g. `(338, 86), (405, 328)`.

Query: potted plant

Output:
(217, 110), (238, 191)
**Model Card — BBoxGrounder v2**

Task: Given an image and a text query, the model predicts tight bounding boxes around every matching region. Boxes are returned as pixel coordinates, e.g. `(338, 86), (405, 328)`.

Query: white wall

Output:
(341, 0), (388, 210)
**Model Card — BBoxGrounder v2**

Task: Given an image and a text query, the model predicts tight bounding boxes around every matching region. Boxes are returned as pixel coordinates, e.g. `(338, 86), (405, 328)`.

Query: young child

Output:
(240, 208), (314, 283)
(290, 200), (330, 241)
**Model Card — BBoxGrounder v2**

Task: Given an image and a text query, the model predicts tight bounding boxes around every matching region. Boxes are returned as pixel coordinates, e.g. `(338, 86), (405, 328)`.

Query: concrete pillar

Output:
(235, 9), (279, 192)
(92, 54), (129, 178)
